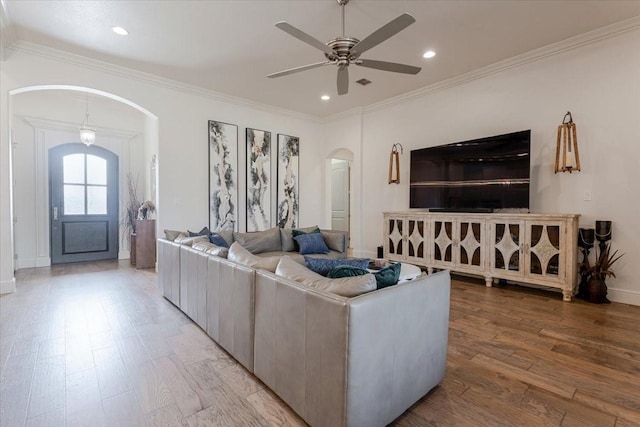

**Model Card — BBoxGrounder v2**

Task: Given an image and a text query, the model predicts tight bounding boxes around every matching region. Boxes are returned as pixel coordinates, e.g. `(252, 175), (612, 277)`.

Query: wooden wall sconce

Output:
(388, 143), (403, 184)
(555, 111), (581, 173)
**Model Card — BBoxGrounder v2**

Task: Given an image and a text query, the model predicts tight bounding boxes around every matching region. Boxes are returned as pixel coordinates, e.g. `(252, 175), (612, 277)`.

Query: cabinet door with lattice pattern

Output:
(404, 217), (427, 264)
(457, 219), (484, 271)
(431, 218), (456, 268)
(525, 221), (565, 283)
(385, 215), (405, 261)
(490, 220), (524, 277)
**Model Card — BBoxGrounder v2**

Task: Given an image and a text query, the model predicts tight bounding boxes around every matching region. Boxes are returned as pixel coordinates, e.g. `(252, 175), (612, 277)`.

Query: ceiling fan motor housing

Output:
(325, 37), (361, 62)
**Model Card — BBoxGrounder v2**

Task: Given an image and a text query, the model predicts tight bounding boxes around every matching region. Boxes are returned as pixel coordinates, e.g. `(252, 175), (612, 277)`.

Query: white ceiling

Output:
(3, 0), (640, 118)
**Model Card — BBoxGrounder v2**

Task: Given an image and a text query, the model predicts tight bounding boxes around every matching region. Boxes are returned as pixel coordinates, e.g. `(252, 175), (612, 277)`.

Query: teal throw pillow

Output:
(294, 233), (329, 255)
(327, 265), (369, 278)
(374, 262), (401, 289)
(306, 257), (370, 276)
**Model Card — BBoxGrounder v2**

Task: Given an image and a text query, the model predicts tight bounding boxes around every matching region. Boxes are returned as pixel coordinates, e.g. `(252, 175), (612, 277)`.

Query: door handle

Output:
(53, 207), (58, 220)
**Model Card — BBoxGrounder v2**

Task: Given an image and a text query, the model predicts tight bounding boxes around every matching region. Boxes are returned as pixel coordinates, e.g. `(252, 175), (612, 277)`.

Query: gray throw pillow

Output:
(320, 230), (347, 253)
(233, 227), (281, 254)
(215, 230), (234, 246)
(164, 229), (186, 241)
(227, 242), (280, 272)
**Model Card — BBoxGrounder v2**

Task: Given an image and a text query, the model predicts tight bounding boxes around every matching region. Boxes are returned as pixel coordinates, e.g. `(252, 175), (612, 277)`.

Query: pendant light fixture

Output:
(80, 93), (96, 146)
(555, 111), (580, 173)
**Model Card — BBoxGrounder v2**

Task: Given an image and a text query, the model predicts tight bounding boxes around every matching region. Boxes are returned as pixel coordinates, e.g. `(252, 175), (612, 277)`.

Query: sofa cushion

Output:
(294, 232), (329, 255)
(304, 256), (369, 276)
(228, 242), (280, 272)
(206, 245), (229, 258)
(209, 232), (230, 248)
(191, 241), (229, 258)
(174, 235), (209, 246)
(320, 230), (347, 253)
(276, 256), (375, 297)
(233, 227), (281, 254)
(280, 226), (320, 252)
(192, 241), (215, 252)
(188, 227), (210, 237)
(163, 229), (186, 241)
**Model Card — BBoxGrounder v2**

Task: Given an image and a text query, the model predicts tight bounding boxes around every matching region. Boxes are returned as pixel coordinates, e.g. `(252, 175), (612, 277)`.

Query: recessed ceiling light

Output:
(321, 95), (330, 101)
(112, 26), (129, 36)
(422, 50), (436, 59)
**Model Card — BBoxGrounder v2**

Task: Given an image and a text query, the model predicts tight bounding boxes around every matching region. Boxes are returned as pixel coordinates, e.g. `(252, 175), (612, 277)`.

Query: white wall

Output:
(0, 47), (324, 291)
(327, 28), (640, 304)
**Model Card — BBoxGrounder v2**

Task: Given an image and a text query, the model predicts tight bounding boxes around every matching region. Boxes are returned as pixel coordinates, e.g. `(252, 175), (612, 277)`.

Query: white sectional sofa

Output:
(157, 227), (451, 426)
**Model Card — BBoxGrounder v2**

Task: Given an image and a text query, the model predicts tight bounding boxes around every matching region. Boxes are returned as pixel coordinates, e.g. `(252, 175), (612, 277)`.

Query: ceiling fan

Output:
(267, 0), (421, 95)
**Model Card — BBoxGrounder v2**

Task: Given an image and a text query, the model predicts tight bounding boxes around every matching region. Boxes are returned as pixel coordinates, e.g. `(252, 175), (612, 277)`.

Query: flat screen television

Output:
(410, 130), (530, 212)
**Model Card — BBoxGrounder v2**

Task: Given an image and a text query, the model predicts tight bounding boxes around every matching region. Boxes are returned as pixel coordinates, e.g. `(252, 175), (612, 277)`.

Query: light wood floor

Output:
(1, 261), (639, 427)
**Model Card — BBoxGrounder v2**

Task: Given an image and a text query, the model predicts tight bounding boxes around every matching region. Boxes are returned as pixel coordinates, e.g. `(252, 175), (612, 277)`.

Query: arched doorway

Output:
(327, 148), (354, 250)
(7, 85), (158, 269)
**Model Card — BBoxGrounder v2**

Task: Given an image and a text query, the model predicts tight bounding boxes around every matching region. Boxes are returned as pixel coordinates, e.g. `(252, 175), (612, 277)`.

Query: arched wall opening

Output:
(7, 85), (159, 274)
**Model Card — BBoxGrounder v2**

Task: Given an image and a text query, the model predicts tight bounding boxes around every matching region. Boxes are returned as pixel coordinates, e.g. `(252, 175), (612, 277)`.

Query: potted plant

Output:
(122, 173), (141, 264)
(584, 243), (624, 304)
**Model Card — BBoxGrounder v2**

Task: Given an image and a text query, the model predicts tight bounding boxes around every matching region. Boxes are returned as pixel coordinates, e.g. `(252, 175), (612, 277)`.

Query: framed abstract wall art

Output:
(208, 120), (238, 231)
(246, 128), (271, 231)
(276, 134), (299, 228)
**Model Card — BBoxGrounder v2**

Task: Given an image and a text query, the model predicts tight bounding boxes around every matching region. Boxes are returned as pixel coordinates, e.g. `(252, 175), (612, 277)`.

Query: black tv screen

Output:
(410, 130), (530, 211)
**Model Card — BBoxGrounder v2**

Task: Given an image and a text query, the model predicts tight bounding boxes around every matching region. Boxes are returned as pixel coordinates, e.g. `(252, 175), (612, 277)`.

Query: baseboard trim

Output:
(16, 257), (51, 269)
(352, 249), (376, 259)
(0, 278), (16, 294)
(118, 250), (131, 260)
(606, 287), (640, 306)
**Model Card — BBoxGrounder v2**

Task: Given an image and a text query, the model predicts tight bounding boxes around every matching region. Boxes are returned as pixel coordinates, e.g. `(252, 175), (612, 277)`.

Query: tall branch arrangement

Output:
(121, 173), (141, 246)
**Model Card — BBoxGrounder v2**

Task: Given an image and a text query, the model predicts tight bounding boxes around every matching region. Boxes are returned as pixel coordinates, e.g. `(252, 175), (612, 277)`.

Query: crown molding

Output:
(362, 16), (640, 115)
(20, 115), (138, 140)
(321, 106), (364, 124)
(9, 41), (322, 124)
(0, 0), (17, 61)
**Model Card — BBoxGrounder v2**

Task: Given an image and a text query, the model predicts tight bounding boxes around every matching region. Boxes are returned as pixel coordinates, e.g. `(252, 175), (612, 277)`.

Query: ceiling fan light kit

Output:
(268, 0), (422, 95)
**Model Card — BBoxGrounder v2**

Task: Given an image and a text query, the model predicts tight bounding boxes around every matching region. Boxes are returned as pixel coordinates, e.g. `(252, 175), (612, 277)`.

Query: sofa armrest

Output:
(346, 270), (451, 426)
(157, 238), (181, 306)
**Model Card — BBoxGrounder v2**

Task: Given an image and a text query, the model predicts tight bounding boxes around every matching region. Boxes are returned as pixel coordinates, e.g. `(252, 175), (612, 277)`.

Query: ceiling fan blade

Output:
(337, 67), (349, 95)
(352, 13), (415, 55)
(275, 22), (336, 57)
(267, 61), (332, 78)
(356, 59), (421, 75)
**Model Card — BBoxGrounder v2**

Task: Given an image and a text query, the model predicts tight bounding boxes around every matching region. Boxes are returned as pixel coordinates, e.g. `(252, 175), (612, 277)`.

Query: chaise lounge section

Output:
(254, 268), (450, 427)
